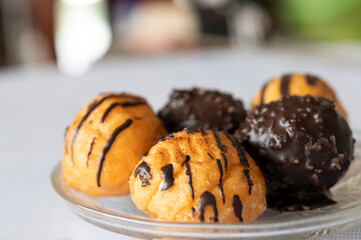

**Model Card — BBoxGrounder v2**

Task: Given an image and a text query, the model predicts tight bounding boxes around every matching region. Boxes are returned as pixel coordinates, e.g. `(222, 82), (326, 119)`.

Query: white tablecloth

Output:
(1, 47), (361, 239)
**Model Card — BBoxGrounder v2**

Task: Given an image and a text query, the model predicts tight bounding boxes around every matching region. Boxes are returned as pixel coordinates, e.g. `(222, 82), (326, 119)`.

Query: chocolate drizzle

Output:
(220, 153), (228, 171)
(198, 191), (218, 222)
(96, 118), (133, 187)
(201, 129), (208, 136)
(212, 128), (226, 151)
(306, 74), (318, 86)
(243, 169), (253, 195)
(86, 137), (96, 167)
(260, 83), (267, 104)
(160, 164), (174, 191)
(191, 207), (195, 217)
(216, 159), (225, 204)
(182, 155), (194, 199)
(71, 93), (130, 162)
(134, 161), (152, 187)
(224, 131), (249, 167)
(207, 153), (213, 159)
(100, 101), (145, 123)
(280, 74), (292, 96)
(152, 133), (175, 143)
(232, 195), (243, 222)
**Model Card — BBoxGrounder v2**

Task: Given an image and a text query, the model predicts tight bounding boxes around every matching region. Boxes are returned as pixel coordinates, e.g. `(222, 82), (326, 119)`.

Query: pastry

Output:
(62, 93), (167, 197)
(159, 88), (247, 134)
(251, 73), (348, 118)
(237, 95), (354, 196)
(129, 129), (266, 223)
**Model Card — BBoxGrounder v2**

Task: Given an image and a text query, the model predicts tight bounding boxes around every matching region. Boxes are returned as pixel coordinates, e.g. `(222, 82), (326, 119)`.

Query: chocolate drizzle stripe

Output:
(182, 155), (194, 199)
(152, 133), (175, 144)
(212, 129), (225, 151)
(260, 83), (268, 104)
(201, 129), (208, 136)
(207, 153), (214, 159)
(86, 137), (96, 167)
(160, 164), (174, 191)
(243, 169), (253, 195)
(71, 93), (129, 162)
(191, 207), (195, 217)
(224, 131), (249, 167)
(305, 74), (318, 86)
(221, 152), (228, 171)
(100, 101), (145, 123)
(198, 191), (218, 222)
(216, 159), (225, 204)
(134, 161), (152, 187)
(280, 75), (292, 96)
(232, 195), (243, 222)
(96, 119), (133, 187)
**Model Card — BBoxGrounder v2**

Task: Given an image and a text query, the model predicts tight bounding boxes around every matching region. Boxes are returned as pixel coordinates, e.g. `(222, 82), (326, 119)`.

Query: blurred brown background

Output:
(0, 0), (360, 71)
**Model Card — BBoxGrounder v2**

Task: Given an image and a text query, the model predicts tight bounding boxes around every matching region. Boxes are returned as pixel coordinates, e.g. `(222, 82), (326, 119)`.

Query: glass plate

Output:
(51, 131), (361, 240)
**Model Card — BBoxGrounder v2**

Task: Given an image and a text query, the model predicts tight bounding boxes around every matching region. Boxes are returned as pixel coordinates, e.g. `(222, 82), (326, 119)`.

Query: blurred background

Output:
(0, 0), (360, 75)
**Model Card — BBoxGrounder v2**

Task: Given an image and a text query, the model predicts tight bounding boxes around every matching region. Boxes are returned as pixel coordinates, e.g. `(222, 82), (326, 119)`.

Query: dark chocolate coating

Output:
(159, 88), (246, 133)
(237, 95), (354, 193)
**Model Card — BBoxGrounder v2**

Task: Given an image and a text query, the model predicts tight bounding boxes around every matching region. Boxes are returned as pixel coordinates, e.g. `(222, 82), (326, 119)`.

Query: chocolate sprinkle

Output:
(232, 195), (243, 222)
(96, 118), (133, 187)
(134, 161), (152, 187)
(160, 164), (174, 191)
(182, 155), (194, 199)
(198, 191), (218, 222)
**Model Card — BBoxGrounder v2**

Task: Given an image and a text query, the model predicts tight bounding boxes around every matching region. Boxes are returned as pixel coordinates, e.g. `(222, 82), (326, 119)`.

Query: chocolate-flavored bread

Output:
(159, 88), (246, 133)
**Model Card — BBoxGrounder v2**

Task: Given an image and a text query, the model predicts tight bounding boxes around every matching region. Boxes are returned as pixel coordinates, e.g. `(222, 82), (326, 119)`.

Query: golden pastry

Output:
(62, 93), (167, 197)
(129, 129), (267, 223)
(252, 73), (347, 118)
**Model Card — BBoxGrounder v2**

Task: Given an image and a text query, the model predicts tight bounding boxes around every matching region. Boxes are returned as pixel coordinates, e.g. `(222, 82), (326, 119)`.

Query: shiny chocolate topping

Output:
(159, 88), (246, 133)
(237, 95), (354, 194)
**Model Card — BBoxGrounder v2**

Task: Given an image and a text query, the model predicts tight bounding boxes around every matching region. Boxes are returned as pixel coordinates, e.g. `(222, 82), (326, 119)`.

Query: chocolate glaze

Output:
(198, 191), (218, 222)
(152, 133), (175, 144)
(232, 195), (243, 222)
(237, 95), (354, 197)
(306, 74), (318, 86)
(86, 137), (96, 167)
(212, 128), (226, 151)
(159, 88), (246, 134)
(216, 159), (225, 204)
(223, 131), (249, 168)
(71, 93), (132, 162)
(221, 153), (228, 171)
(183, 155), (194, 199)
(100, 101), (145, 123)
(260, 83), (267, 104)
(160, 164), (174, 191)
(96, 119), (133, 187)
(280, 74), (292, 96)
(134, 161), (152, 187)
(191, 207), (195, 217)
(267, 191), (336, 212)
(243, 169), (253, 195)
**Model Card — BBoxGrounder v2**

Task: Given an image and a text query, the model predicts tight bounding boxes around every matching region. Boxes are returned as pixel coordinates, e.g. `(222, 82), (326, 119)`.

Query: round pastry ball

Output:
(129, 129), (267, 223)
(159, 88), (247, 134)
(237, 95), (354, 193)
(252, 73), (348, 118)
(62, 93), (167, 197)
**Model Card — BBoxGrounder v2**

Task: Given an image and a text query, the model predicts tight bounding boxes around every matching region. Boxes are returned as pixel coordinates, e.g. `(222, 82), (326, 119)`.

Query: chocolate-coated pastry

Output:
(237, 95), (354, 194)
(130, 129), (267, 223)
(62, 93), (167, 197)
(252, 73), (348, 119)
(159, 88), (247, 133)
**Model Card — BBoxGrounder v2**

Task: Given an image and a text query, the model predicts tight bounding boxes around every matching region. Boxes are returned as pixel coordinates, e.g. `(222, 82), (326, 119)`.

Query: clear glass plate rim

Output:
(51, 130), (361, 232)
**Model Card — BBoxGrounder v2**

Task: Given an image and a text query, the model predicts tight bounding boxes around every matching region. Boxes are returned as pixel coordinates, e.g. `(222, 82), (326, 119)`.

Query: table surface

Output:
(1, 47), (361, 240)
